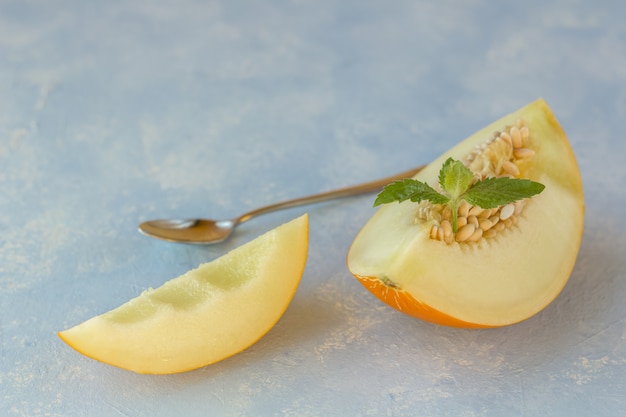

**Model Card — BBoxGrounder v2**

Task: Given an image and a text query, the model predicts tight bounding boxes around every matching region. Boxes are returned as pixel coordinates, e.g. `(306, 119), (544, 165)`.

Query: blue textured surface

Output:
(1, 1), (625, 416)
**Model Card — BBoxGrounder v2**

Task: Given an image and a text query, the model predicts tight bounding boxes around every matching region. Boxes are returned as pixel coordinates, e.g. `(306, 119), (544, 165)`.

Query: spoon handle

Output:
(236, 164), (425, 224)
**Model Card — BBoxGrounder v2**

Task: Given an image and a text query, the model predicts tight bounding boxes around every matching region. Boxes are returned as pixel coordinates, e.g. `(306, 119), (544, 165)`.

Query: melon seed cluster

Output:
(417, 120), (536, 244)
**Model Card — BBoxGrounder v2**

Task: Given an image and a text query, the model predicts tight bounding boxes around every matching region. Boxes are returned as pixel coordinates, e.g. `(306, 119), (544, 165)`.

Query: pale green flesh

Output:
(102, 248), (261, 323)
(348, 99), (584, 326)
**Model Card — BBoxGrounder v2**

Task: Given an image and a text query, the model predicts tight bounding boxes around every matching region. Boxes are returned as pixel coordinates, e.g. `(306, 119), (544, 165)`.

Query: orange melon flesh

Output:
(347, 99), (584, 327)
(59, 214), (309, 374)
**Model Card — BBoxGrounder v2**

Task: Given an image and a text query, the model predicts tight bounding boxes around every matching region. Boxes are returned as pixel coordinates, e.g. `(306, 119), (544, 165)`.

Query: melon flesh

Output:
(59, 215), (309, 374)
(347, 99), (584, 327)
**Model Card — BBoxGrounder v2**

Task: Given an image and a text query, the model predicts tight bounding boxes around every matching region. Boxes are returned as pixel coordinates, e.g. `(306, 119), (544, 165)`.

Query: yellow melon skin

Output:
(347, 99), (584, 328)
(59, 214), (308, 374)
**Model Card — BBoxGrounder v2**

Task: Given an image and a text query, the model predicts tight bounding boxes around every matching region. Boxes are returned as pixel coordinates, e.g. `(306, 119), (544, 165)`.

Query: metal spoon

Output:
(138, 165), (425, 244)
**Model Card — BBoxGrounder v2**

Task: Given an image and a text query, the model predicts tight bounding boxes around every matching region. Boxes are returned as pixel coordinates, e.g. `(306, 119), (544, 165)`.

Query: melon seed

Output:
(455, 224), (476, 242)
(502, 161), (520, 176)
(514, 148), (535, 159)
(441, 219), (452, 235)
(458, 200), (471, 218)
(520, 126), (530, 146)
(510, 126), (523, 148)
(467, 215), (479, 228)
(500, 204), (515, 221)
(457, 216), (468, 229)
(469, 205), (483, 217)
(479, 218), (493, 231)
(499, 132), (512, 147)
(467, 227), (483, 242)
(430, 225), (439, 240)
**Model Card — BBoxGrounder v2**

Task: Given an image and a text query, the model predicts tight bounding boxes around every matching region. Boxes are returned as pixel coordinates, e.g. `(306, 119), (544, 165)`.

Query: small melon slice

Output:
(347, 99), (584, 328)
(59, 214), (308, 374)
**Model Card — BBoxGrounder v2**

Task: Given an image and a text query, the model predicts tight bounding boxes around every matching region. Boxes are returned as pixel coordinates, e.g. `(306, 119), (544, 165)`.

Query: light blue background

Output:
(1, 1), (624, 416)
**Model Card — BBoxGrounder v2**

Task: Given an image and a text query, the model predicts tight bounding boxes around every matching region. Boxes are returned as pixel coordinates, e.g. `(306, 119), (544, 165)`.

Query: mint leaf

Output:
(438, 158), (474, 199)
(373, 158), (545, 236)
(463, 177), (545, 209)
(374, 179), (449, 207)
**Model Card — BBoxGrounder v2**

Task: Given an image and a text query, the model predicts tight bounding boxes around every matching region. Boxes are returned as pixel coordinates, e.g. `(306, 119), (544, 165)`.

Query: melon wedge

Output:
(59, 214), (308, 374)
(347, 99), (584, 328)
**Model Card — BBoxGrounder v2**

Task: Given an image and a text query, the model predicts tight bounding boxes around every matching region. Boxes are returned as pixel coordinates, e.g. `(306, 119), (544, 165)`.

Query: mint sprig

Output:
(374, 158), (545, 233)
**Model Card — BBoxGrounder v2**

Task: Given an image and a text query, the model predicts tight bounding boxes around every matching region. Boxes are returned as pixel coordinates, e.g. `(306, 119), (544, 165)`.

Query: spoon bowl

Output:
(139, 165), (424, 244)
(139, 219), (236, 244)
